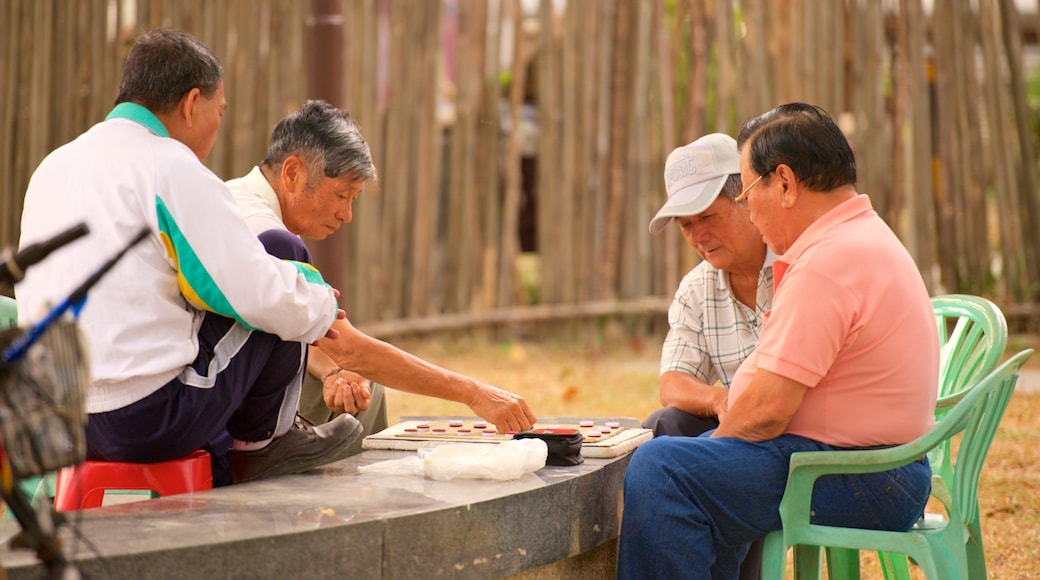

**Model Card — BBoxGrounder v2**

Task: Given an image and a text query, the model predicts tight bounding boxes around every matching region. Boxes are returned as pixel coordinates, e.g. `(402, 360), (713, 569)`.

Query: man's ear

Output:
(178, 88), (202, 129)
(774, 164), (797, 208)
(281, 155), (306, 191)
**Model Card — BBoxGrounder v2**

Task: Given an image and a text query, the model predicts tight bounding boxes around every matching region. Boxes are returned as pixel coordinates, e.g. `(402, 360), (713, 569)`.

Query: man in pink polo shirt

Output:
(618, 103), (938, 579)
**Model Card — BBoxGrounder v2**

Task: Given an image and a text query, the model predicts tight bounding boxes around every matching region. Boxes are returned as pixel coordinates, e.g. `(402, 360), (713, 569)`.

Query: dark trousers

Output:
(86, 229), (310, 478)
(641, 407), (763, 580)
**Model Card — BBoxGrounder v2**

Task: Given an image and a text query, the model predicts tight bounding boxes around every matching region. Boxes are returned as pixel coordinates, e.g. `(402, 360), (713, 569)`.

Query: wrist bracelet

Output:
(322, 368), (344, 382)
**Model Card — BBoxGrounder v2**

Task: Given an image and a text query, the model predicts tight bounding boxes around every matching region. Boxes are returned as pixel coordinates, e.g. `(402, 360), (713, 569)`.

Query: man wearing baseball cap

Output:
(645, 132), (775, 579)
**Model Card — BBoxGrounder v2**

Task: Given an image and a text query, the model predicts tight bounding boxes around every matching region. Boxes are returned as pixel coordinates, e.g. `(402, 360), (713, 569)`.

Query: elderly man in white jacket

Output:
(16, 29), (359, 485)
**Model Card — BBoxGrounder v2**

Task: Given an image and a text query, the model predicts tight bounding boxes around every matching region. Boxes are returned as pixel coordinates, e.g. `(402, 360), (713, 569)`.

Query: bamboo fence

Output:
(1, 0), (1038, 336)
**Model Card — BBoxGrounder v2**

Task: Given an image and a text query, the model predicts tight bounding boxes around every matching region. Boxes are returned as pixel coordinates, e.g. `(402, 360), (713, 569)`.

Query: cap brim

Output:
(648, 175), (726, 234)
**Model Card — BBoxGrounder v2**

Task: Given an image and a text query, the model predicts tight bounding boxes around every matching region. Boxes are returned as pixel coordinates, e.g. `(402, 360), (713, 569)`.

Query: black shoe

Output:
(227, 414), (362, 484)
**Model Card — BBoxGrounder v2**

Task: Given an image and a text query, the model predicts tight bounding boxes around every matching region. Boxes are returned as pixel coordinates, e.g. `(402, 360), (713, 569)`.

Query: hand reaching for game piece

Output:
(322, 369), (372, 415)
(467, 382), (537, 433)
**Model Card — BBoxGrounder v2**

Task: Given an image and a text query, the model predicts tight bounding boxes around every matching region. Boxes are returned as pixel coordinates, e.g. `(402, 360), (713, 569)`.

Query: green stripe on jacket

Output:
(155, 197), (258, 331)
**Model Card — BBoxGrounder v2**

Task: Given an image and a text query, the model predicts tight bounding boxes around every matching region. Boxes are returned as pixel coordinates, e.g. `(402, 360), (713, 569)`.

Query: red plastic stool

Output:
(53, 449), (213, 511)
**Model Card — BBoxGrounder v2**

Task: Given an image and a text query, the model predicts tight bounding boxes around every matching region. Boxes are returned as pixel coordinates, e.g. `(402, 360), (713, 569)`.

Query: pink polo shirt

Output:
(727, 195), (938, 447)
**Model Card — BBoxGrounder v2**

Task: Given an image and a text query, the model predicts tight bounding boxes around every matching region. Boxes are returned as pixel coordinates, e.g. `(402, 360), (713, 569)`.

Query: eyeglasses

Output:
(734, 170), (773, 206)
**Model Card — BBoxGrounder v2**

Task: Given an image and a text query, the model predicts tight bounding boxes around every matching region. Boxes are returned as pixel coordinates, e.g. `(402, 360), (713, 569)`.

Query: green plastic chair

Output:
(918, 296), (1010, 510)
(760, 349), (1032, 580)
(822, 294), (1009, 578)
(866, 296), (1009, 579)
(0, 295), (16, 329)
(931, 294), (1008, 418)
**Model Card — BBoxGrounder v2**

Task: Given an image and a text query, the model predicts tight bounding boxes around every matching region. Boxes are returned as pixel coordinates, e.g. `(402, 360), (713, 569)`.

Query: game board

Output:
(362, 418), (653, 458)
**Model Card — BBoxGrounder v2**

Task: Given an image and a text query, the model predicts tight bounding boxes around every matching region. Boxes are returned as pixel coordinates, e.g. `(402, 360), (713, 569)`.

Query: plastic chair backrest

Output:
(932, 294), (1007, 412)
(762, 349), (1032, 580)
(0, 295), (16, 329)
(929, 295), (1007, 496)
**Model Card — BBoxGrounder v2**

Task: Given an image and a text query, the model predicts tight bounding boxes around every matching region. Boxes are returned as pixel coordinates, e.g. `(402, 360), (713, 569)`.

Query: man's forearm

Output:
(712, 369), (807, 441)
(315, 318), (480, 405)
(307, 344), (340, 379)
(660, 371), (728, 418)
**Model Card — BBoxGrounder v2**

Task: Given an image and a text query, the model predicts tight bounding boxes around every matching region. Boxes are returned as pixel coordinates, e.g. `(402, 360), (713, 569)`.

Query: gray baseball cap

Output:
(649, 133), (740, 234)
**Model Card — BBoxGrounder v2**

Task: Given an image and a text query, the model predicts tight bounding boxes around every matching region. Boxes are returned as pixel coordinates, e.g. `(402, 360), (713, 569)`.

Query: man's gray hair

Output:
(263, 100), (377, 187)
(718, 174), (743, 201)
(115, 29), (223, 114)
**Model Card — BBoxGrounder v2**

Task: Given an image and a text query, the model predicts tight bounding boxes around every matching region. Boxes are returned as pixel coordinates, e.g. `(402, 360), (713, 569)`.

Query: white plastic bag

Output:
(422, 439), (547, 481)
(358, 439), (548, 481)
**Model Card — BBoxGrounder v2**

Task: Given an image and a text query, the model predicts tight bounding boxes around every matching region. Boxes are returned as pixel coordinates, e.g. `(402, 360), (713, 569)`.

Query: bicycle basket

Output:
(0, 322), (89, 477)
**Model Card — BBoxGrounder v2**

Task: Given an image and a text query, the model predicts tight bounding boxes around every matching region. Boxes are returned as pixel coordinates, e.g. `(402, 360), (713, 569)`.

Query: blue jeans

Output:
(617, 432), (931, 580)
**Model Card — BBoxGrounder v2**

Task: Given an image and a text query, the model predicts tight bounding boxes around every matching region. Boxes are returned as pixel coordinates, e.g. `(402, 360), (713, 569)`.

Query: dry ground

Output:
(389, 335), (1040, 579)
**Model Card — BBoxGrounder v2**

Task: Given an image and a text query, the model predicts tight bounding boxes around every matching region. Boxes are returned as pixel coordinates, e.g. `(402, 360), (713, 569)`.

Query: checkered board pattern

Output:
(362, 418), (653, 458)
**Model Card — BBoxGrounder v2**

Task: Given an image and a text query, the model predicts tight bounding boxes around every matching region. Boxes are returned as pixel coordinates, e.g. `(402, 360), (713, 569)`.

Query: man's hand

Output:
(467, 383), (537, 433)
(322, 369), (372, 415)
(713, 369), (807, 441)
(318, 308), (348, 342)
(711, 388), (729, 423)
(317, 289), (348, 342)
(659, 370), (729, 421)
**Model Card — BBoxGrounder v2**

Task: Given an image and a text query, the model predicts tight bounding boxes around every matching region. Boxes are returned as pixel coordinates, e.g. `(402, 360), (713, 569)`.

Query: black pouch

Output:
(514, 428), (584, 466)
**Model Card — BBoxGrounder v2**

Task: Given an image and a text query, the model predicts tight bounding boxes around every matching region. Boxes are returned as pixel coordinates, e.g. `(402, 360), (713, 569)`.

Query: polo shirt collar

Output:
(105, 102), (169, 138)
(773, 194), (874, 288)
(717, 246), (779, 292)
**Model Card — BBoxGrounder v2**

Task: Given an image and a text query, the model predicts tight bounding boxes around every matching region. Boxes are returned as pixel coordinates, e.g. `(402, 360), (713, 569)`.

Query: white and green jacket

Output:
(16, 103), (337, 413)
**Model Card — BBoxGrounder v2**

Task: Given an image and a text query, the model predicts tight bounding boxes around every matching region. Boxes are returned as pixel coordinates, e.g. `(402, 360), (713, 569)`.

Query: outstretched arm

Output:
(315, 316), (537, 433)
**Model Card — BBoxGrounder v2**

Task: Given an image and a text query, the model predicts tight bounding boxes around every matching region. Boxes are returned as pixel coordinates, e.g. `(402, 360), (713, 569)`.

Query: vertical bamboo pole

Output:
(409, 0), (443, 316)
(446, 0), (485, 314)
(27, 1), (54, 181)
(589, 0), (614, 298)
(888, 0), (909, 232)
(870, 0), (892, 220)
(998, 0), (1040, 299)
(957, 0), (989, 293)
(559, 0), (577, 306)
(0, 0), (18, 244)
(343, 0), (382, 322)
(737, 0), (769, 120)
(499, 0), (526, 309)
(577, 0), (607, 302)
(656, 0), (678, 296)
(538, 0), (561, 305)
(621, 0), (654, 300)
(979, 0), (1024, 299)
(477, 0), (503, 313)
(601, 0), (632, 300)
(714, 0), (737, 131)
(904, 0), (939, 293)
(569, 0), (592, 304)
